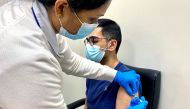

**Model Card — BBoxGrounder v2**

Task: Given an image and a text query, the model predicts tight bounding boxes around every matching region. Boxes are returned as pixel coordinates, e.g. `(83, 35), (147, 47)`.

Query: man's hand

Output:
(127, 96), (148, 109)
(113, 70), (140, 96)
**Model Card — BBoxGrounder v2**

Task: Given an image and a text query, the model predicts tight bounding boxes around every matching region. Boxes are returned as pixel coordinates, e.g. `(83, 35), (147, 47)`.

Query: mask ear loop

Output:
(100, 41), (112, 51)
(55, 4), (64, 28)
(72, 11), (83, 24)
(67, 0), (83, 24)
(57, 15), (64, 28)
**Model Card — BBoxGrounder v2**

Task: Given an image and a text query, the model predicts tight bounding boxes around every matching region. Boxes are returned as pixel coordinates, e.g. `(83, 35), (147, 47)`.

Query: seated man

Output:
(84, 19), (142, 109)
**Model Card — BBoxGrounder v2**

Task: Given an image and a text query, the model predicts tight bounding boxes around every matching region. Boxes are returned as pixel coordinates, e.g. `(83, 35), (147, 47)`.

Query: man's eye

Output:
(92, 38), (99, 44)
(92, 40), (98, 44)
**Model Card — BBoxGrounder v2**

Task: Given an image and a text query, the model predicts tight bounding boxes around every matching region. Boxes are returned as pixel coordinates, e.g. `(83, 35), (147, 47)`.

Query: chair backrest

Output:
(125, 65), (161, 109)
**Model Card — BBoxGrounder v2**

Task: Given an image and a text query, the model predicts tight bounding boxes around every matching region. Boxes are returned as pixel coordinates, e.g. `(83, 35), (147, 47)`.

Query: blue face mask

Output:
(58, 9), (98, 40)
(85, 43), (105, 63)
(59, 23), (98, 40)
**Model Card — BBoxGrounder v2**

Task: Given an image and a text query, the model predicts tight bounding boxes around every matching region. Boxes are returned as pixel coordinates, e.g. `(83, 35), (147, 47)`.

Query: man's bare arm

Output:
(116, 87), (139, 109)
(84, 98), (87, 109)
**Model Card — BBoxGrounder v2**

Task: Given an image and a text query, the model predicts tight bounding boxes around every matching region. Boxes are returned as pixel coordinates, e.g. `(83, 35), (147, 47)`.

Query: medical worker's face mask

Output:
(58, 10), (98, 40)
(84, 37), (111, 62)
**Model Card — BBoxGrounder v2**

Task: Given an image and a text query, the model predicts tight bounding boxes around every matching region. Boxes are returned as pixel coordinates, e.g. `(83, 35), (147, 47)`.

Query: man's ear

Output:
(54, 0), (69, 17)
(108, 40), (117, 52)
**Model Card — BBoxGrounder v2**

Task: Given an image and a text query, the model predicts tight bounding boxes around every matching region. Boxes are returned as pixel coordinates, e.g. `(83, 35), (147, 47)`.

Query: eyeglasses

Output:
(84, 36), (108, 46)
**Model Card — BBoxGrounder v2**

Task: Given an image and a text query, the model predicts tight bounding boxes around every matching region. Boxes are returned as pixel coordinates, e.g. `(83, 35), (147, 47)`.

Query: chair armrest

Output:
(67, 98), (86, 109)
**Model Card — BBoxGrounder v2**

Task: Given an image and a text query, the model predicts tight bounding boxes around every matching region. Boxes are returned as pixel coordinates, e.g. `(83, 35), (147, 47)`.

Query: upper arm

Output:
(84, 99), (88, 109)
(116, 87), (139, 109)
(57, 36), (116, 81)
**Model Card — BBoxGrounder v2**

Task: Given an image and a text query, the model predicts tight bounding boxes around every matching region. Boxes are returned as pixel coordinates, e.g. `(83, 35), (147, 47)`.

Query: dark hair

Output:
(38, 0), (110, 12)
(98, 19), (122, 53)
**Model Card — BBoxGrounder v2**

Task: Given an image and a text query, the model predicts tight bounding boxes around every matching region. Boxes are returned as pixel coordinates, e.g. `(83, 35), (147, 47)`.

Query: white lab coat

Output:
(0, 0), (116, 109)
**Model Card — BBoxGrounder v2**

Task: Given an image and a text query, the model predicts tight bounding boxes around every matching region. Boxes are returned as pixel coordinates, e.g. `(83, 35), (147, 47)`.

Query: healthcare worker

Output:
(0, 0), (144, 109)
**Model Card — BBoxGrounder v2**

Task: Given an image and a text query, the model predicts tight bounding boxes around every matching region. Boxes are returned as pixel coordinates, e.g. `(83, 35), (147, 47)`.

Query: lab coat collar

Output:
(32, 0), (59, 56)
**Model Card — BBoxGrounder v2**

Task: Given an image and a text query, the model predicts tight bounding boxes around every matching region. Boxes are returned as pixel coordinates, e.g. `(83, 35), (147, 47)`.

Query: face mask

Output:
(59, 23), (98, 40)
(58, 10), (98, 40)
(85, 43), (105, 62)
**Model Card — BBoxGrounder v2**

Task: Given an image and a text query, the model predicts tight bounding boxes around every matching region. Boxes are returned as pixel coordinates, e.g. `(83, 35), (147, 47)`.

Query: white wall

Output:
(64, 0), (190, 108)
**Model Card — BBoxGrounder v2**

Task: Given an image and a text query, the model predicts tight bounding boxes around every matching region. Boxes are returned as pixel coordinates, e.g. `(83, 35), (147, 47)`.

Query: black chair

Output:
(67, 65), (161, 109)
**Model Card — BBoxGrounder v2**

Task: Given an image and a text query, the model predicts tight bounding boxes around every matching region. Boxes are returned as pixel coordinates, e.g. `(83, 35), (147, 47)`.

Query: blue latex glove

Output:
(113, 70), (140, 96)
(127, 96), (148, 109)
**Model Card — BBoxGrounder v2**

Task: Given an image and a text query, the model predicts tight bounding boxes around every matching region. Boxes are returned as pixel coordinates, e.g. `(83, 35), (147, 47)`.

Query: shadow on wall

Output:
(118, 26), (163, 69)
